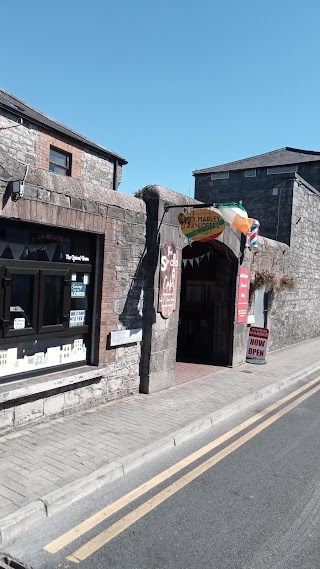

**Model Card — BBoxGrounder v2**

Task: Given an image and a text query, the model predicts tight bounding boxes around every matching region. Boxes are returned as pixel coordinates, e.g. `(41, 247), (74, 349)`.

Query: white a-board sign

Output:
(246, 326), (269, 364)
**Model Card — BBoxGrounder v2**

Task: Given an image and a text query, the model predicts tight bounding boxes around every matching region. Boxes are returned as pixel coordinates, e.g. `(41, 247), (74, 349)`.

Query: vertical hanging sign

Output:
(158, 242), (180, 319)
(237, 267), (250, 323)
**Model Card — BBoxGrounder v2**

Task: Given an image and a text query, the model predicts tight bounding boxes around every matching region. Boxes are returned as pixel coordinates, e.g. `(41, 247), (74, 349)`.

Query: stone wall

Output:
(195, 169), (295, 245)
(297, 162), (320, 192)
(0, 148), (146, 429)
(139, 186), (192, 393)
(288, 179), (320, 342)
(0, 110), (123, 189)
(251, 237), (290, 351)
(81, 149), (122, 189)
(251, 177), (320, 350)
(140, 185), (248, 393)
(0, 113), (38, 165)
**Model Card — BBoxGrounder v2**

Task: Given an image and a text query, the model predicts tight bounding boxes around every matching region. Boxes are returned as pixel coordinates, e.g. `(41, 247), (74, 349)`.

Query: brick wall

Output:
(37, 130), (82, 178)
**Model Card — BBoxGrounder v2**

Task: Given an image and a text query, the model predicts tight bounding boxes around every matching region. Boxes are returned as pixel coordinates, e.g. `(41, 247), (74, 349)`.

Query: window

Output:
(49, 147), (71, 176)
(245, 169), (256, 177)
(210, 172), (229, 180)
(0, 220), (97, 381)
(267, 165), (298, 175)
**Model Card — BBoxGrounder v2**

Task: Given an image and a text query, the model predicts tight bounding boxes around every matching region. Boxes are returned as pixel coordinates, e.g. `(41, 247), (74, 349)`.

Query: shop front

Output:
(0, 220), (96, 382)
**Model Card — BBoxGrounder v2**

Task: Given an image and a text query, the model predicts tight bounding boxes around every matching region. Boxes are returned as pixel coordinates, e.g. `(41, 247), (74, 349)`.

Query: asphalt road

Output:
(5, 374), (320, 569)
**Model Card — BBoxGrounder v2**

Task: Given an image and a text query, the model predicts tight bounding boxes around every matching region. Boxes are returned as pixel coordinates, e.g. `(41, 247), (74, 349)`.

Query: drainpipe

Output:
(113, 159), (118, 191)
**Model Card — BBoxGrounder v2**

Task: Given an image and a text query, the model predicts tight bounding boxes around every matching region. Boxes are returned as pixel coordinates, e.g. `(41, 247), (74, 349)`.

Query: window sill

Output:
(0, 366), (103, 404)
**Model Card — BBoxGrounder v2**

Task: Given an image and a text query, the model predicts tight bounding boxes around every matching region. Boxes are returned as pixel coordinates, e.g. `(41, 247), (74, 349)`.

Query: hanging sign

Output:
(246, 326), (269, 364)
(158, 242), (180, 319)
(237, 267), (250, 323)
(178, 208), (225, 242)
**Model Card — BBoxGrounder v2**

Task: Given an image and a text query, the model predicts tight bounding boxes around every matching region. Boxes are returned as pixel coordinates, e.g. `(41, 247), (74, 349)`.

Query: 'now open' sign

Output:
(246, 326), (269, 365)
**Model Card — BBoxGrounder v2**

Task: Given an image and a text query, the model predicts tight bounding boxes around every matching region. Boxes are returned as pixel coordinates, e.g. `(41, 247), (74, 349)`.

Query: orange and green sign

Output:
(178, 208), (225, 242)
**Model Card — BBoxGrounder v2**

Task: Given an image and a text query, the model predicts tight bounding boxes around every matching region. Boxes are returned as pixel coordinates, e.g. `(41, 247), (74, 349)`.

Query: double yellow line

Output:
(44, 375), (320, 564)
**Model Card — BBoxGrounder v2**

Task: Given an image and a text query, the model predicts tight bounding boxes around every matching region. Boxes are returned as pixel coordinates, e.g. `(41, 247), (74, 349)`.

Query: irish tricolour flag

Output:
(219, 203), (254, 236)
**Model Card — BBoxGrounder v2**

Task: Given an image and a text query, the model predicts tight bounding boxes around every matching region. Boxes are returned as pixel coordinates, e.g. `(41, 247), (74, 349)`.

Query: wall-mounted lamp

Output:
(11, 180), (25, 201)
(10, 164), (29, 201)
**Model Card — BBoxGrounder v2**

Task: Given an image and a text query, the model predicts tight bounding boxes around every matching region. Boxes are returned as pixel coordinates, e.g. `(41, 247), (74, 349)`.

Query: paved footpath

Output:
(1, 337), (320, 543)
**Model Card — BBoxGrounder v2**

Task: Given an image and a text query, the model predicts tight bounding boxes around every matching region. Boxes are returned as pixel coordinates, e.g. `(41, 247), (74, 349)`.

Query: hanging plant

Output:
(251, 270), (296, 294)
(251, 270), (280, 293)
(279, 274), (296, 291)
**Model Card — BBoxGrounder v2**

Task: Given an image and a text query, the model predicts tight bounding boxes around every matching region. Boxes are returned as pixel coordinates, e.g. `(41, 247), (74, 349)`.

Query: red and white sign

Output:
(246, 326), (269, 364)
(237, 267), (250, 323)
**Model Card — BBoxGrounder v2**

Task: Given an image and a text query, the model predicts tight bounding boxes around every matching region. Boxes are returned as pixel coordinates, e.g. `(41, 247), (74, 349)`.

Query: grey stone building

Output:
(0, 89), (126, 189)
(194, 147), (320, 245)
(0, 90), (146, 432)
(193, 148), (320, 351)
(1, 90), (319, 434)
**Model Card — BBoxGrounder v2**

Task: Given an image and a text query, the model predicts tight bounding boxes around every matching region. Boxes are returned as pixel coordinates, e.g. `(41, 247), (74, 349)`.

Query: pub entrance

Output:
(176, 240), (237, 366)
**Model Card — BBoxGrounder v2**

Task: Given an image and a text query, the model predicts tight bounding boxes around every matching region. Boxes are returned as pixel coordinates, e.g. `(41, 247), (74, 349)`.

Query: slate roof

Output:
(193, 147), (320, 175)
(0, 89), (127, 165)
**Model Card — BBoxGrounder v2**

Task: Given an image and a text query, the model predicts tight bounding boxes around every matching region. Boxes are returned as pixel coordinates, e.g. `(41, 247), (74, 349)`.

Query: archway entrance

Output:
(176, 240), (237, 367)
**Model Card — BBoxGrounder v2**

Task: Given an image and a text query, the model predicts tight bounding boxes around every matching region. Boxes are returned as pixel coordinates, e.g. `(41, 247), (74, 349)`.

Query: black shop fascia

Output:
(0, 219), (98, 382)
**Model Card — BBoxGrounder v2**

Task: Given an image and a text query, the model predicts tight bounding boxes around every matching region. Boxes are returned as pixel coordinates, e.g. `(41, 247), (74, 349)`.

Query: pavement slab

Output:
(0, 337), (320, 543)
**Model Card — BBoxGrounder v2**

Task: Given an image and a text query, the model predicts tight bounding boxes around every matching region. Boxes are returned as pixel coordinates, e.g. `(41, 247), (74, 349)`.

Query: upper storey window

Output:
(210, 172), (229, 180)
(49, 146), (71, 176)
(267, 165), (298, 175)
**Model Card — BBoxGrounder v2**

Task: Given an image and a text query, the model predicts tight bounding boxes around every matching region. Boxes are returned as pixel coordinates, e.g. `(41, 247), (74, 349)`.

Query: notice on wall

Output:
(69, 310), (86, 327)
(71, 283), (86, 298)
(237, 267), (250, 323)
(246, 326), (269, 364)
(158, 242), (180, 319)
(110, 328), (142, 347)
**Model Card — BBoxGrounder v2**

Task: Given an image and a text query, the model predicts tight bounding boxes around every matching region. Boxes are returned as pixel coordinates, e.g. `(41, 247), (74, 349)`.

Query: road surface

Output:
(5, 374), (320, 569)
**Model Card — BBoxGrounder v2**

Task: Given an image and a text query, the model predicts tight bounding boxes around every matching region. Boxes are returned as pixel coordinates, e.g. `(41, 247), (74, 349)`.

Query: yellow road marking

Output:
(44, 374), (320, 555)
(66, 379), (320, 563)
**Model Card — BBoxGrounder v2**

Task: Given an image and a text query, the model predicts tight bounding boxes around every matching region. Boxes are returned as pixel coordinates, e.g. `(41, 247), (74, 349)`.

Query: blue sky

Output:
(2, 0), (320, 196)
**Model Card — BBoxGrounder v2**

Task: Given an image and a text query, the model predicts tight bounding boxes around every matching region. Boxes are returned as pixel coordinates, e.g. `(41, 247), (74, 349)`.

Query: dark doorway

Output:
(177, 240), (237, 366)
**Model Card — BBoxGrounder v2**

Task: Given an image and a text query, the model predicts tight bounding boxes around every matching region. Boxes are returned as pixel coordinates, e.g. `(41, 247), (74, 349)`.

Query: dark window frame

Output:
(0, 260), (92, 342)
(2, 266), (40, 338)
(49, 146), (72, 176)
(37, 268), (71, 334)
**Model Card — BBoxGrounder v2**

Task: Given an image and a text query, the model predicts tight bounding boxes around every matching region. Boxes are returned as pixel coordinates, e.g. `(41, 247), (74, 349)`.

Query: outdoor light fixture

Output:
(10, 164), (29, 201)
(11, 180), (25, 201)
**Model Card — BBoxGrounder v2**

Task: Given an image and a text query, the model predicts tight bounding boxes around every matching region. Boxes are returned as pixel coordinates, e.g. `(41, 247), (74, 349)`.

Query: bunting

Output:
(182, 250), (213, 268)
